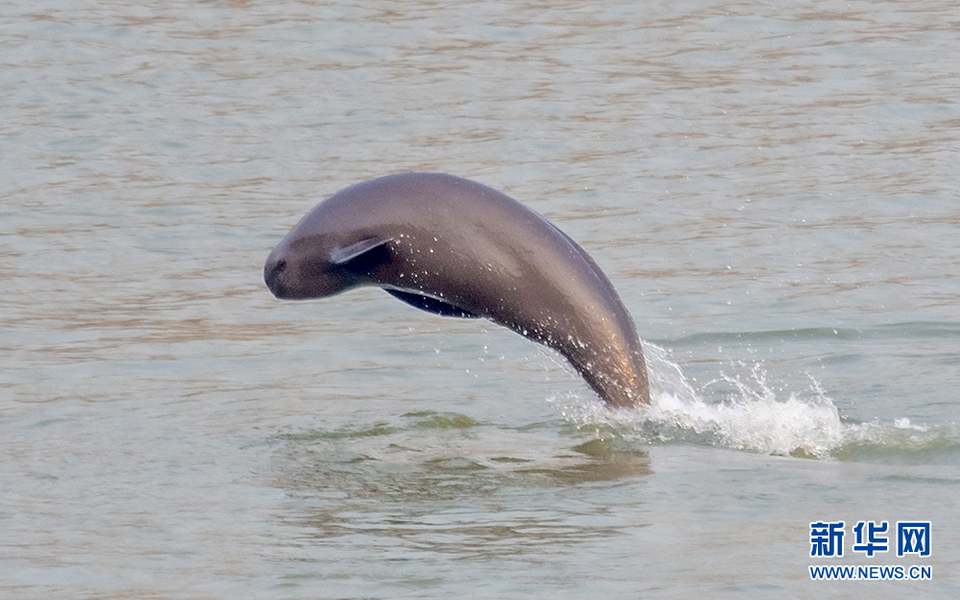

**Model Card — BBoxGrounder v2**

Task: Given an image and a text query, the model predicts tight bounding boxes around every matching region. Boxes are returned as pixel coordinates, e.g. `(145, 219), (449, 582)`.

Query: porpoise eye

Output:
(274, 259), (287, 273)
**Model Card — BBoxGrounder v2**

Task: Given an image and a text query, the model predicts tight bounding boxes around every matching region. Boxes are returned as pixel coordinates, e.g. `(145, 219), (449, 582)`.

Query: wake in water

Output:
(554, 344), (958, 460)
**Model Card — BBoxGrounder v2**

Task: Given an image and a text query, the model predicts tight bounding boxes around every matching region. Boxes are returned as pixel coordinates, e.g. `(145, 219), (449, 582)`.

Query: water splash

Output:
(554, 344), (958, 460)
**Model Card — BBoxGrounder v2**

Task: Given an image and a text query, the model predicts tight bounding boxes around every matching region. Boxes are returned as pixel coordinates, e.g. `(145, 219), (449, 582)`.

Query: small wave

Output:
(554, 344), (958, 461)
(833, 418), (960, 463)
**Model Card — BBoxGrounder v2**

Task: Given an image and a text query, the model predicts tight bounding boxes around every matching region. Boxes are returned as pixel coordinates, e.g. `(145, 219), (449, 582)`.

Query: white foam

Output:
(552, 343), (956, 459)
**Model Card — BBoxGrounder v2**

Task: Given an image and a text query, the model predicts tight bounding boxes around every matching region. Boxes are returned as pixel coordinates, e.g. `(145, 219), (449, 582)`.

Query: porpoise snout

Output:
(264, 248), (292, 299)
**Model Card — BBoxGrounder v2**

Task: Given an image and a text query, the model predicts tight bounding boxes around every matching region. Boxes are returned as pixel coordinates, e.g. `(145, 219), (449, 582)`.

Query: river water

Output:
(2, 0), (959, 598)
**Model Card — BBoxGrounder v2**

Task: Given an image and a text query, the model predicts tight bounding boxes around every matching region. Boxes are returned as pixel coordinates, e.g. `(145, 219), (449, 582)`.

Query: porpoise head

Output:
(264, 230), (393, 300)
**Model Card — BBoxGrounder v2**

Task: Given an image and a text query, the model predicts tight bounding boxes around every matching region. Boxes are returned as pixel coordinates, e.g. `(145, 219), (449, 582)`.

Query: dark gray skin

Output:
(264, 172), (650, 408)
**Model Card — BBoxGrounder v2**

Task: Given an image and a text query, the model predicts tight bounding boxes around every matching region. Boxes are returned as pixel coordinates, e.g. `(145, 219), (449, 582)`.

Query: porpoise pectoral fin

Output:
(385, 289), (480, 318)
(330, 237), (392, 265)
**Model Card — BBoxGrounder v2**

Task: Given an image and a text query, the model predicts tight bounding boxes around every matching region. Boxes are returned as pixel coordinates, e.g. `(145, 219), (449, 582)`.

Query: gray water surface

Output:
(2, 1), (959, 598)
